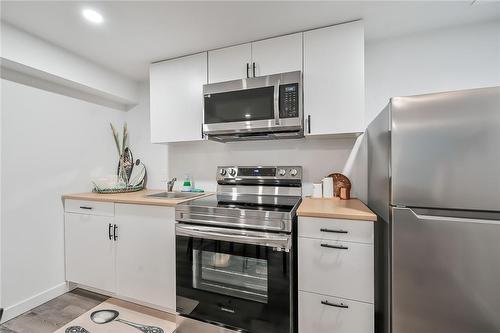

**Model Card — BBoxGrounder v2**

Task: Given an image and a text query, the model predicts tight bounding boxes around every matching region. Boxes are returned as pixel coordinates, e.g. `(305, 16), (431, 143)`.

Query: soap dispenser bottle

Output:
(182, 174), (193, 192)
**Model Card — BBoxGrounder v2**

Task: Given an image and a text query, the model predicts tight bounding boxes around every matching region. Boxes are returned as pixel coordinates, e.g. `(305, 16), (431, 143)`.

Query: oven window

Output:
(204, 86), (274, 124)
(193, 250), (268, 304)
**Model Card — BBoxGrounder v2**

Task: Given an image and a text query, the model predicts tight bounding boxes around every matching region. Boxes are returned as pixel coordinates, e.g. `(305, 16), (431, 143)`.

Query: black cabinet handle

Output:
(113, 224), (118, 241)
(307, 115), (311, 134)
(201, 123), (204, 139)
(80, 206), (93, 210)
(108, 223), (113, 240)
(320, 228), (348, 234)
(246, 63), (250, 78)
(321, 243), (348, 250)
(252, 62), (256, 77)
(321, 300), (349, 309)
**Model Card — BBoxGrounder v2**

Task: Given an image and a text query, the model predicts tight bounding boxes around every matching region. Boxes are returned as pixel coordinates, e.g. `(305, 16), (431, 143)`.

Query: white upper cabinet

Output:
(149, 22), (365, 142)
(150, 52), (207, 143)
(208, 34), (303, 83)
(208, 43), (252, 83)
(251, 33), (303, 77)
(304, 21), (365, 135)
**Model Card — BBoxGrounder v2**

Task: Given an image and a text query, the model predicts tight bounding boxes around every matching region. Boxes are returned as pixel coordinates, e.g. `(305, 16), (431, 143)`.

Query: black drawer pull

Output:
(108, 223), (113, 240)
(79, 206), (93, 210)
(320, 228), (348, 234)
(321, 300), (349, 309)
(321, 243), (348, 250)
(113, 224), (118, 241)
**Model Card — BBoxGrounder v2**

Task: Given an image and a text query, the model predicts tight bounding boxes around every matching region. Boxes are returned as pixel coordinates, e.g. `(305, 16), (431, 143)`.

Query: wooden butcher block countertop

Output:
(62, 189), (212, 207)
(297, 197), (377, 221)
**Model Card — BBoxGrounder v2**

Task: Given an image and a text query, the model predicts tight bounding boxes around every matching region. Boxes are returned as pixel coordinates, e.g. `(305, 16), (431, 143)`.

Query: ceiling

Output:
(2, 1), (499, 81)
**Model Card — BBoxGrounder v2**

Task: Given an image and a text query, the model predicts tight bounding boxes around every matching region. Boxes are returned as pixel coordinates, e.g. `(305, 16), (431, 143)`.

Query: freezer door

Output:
(392, 207), (500, 333)
(391, 86), (500, 210)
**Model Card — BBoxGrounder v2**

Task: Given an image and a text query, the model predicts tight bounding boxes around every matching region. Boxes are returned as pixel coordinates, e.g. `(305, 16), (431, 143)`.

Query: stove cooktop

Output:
(182, 194), (301, 213)
(175, 194), (302, 232)
(176, 166), (303, 232)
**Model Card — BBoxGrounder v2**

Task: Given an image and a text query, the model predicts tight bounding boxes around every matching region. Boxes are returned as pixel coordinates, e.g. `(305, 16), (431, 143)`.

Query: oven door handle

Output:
(176, 224), (291, 251)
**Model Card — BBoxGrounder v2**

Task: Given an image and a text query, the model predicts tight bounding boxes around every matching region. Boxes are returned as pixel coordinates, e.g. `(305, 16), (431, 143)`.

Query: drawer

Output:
(65, 199), (114, 217)
(298, 216), (373, 244)
(299, 291), (374, 333)
(299, 237), (373, 303)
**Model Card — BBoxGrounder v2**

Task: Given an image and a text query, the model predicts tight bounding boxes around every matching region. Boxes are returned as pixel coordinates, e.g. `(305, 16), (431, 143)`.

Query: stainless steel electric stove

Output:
(175, 166), (302, 333)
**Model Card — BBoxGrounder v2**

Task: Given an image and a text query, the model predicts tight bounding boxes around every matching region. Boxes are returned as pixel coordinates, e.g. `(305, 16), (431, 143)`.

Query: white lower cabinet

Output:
(64, 200), (176, 311)
(65, 212), (116, 293)
(115, 204), (176, 311)
(298, 216), (373, 244)
(299, 237), (374, 303)
(299, 291), (374, 333)
(298, 217), (374, 333)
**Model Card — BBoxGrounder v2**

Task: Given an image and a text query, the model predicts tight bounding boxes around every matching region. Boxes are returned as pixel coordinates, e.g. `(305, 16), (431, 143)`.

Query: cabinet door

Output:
(298, 217), (373, 244)
(298, 237), (374, 303)
(299, 291), (374, 333)
(208, 43), (252, 83)
(150, 52), (207, 143)
(65, 213), (115, 292)
(115, 204), (176, 311)
(304, 21), (365, 135)
(251, 33), (302, 77)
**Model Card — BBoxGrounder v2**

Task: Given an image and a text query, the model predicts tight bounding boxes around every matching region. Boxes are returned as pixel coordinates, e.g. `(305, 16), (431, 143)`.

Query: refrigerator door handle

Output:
(409, 208), (500, 225)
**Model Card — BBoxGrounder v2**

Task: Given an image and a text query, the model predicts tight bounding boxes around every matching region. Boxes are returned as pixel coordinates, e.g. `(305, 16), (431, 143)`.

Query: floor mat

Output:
(53, 298), (176, 333)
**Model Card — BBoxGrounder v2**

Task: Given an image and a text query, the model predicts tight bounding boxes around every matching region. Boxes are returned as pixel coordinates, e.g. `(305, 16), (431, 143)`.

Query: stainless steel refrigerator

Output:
(367, 86), (500, 333)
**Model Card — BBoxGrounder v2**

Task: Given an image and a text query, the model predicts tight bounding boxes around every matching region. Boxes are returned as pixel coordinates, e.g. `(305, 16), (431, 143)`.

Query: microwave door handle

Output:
(176, 225), (291, 251)
(273, 82), (280, 125)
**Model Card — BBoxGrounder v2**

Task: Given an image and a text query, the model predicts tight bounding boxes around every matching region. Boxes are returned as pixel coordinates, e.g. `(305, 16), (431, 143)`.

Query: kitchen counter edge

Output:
(297, 197), (377, 221)
(62, 189), (213, 207)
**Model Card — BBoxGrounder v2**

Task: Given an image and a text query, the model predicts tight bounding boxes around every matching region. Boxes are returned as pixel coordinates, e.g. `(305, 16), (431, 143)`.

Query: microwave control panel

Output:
(279, 83), (299, 118)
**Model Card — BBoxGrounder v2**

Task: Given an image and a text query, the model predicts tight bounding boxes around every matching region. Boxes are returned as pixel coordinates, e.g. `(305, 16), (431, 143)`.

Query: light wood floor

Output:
(0, 289), (109, 333)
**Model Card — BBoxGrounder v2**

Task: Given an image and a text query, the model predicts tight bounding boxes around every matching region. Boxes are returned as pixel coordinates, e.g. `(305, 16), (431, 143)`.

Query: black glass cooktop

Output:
(182, 194), (301, 213)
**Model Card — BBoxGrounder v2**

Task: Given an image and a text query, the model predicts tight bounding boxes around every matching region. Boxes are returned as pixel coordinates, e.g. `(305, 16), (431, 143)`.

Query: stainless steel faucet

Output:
(167, 177), (177, 192)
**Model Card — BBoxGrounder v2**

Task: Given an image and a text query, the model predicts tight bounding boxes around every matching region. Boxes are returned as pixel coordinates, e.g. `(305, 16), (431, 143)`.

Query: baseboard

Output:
(1, 282), (70, 323)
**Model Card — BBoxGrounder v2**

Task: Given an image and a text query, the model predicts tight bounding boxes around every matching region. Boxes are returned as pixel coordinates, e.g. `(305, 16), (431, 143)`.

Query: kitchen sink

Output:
(146, 192), (204, 199)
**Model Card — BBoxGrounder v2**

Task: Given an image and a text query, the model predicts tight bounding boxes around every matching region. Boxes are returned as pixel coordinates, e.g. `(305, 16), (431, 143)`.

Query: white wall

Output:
(125, 82), (167, 189)
(365, 20), (500, 124)
(1, 23), (139, 108)
(167, 137), (364, 197)
(0, 78), (126, 321)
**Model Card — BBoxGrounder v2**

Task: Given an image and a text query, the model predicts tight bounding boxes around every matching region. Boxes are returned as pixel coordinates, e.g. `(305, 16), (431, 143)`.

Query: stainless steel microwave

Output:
(203, 71), (303, 142)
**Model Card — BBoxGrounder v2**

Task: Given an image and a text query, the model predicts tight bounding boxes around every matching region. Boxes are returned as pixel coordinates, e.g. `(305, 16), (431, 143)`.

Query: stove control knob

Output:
(278, 169), (287, 176)
(290, 168), (298, 177)
(229, 168), (237, 176)
(219, 168), (227, 176)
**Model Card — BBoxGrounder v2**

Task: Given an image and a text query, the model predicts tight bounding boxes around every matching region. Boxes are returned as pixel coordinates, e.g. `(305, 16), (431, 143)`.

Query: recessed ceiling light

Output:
(82, 9), (103, 24)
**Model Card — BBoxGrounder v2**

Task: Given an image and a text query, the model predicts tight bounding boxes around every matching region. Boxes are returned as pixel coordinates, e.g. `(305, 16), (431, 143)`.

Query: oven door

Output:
(176, 224), (293, 333)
